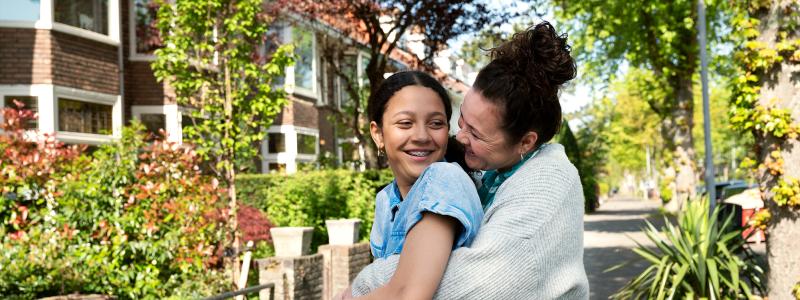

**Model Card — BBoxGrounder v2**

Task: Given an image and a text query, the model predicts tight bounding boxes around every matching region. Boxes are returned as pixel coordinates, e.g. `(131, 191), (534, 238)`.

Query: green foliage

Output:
(1, 111), (229, 299)
(556, 121), (598, 212)
(612, 198), (765, 299)
(237, 169), (392, 250)
(151, 0), (293, 175)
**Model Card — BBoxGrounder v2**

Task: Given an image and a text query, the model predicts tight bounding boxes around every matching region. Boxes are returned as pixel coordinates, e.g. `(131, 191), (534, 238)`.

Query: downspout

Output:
(117, 0), (125, 132)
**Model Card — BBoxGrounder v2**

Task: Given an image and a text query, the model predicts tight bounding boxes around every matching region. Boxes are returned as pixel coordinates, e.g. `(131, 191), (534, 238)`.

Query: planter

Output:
(325, 218), (361, 245)
(270, 227), (314, 257)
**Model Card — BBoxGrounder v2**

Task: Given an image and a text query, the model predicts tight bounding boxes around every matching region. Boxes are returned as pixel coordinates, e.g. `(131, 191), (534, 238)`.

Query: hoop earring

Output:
(378, 147), (386, 158)
(520, 153), (524, 162)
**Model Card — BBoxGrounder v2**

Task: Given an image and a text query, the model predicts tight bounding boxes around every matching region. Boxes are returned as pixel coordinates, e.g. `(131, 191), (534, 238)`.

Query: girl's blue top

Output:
(369, 162), (484, 259)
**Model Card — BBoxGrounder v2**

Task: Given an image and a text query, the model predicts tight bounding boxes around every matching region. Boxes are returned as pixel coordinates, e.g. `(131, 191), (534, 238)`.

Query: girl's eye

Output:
(429, 120), (446, 129)
(397, 121), (413, 128)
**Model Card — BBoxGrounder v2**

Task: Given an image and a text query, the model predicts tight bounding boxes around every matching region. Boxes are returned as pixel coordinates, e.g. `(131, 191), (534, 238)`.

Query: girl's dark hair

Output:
(367, 70), (452, 127)
(473, 21), (577, 146)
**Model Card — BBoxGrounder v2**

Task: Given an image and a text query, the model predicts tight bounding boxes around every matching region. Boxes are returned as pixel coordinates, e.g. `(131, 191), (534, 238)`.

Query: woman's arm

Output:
(356, 212), (458, 300)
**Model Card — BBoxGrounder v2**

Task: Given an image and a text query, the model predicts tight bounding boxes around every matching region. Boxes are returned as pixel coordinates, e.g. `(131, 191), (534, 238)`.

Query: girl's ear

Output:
(370, 121), (384, 149)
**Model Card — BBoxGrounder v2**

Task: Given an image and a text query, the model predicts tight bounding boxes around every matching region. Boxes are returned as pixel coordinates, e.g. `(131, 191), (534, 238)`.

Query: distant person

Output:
(350, 21), (589, 299)
(339, 71), (484, 299)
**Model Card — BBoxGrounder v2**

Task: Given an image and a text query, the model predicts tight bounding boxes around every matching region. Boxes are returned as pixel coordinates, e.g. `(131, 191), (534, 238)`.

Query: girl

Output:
(349, 70), (483, 299)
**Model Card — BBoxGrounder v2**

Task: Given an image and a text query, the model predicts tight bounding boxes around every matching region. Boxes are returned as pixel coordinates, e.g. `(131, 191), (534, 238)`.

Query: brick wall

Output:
(257, 254), (324, 300)
(0, 28), (52, 85)
(51, 31), (119, 95)
(318, 243), (371, 300)
(317, 108), (337, 155)
(292, 99), (318, 129)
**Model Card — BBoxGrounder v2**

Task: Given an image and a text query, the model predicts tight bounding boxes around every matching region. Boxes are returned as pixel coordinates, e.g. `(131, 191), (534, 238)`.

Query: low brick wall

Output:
(257, 254), (324, 300)
(318, 243), (371, 300)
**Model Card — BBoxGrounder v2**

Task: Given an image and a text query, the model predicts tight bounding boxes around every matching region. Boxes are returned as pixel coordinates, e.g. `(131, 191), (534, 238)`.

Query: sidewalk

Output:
(583, 196), (663, 299)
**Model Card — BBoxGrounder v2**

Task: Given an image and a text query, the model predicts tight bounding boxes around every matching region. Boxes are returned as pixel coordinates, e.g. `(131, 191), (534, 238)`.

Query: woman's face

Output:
(456, 89), (527, 171)
(370, 85), (449, 188)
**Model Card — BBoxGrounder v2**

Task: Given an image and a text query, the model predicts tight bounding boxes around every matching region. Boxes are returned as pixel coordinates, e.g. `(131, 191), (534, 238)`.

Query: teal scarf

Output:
(478, 144), (547, 210)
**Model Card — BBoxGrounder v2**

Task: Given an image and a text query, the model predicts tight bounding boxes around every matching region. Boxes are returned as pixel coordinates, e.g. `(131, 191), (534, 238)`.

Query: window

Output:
(268, 163), (286, 173)
(132, 0), (160, 54)
(292, 27), (315, 92)
(139, 113), (165, 137)
(337, 54), (358, 108)
(268, 133), (285, 153)
(4, 96), (38, 129)
(58, 98), (112, 134)
(297, 133), (316, 155)
(1, 0), (40, 21)
(340, 141), (359, 163)
(55, 0), (109, 35)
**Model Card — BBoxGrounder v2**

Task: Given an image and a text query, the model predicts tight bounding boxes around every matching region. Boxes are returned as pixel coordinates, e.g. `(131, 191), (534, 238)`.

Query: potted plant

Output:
(325, 219), (361, 245)
(269, 227), (314, 257)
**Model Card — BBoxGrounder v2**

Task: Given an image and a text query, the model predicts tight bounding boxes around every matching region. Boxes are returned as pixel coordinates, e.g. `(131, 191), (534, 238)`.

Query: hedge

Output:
(236, 169), (393, 251)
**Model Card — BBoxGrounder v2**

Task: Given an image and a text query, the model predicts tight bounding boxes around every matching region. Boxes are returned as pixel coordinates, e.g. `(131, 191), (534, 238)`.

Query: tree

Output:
(729, 1), (800, 298)
(282, 0), (516, 168)
(553, 0), (728, 212)
(151, 0), (294, 284)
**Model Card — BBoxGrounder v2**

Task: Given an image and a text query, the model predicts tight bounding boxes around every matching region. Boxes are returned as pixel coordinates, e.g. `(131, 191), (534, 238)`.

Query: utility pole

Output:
(698, 0), (716, 212)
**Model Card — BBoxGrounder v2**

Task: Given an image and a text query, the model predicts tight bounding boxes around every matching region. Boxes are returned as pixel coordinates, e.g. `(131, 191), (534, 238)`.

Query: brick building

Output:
(0, 0), (469, 173)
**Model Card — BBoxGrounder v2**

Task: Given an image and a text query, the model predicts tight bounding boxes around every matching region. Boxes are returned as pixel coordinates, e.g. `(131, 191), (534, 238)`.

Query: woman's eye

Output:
(397, 121), (413, 128)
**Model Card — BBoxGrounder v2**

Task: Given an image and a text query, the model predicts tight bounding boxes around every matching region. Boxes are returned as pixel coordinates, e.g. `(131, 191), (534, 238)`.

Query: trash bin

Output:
(721, 188), (765, 243)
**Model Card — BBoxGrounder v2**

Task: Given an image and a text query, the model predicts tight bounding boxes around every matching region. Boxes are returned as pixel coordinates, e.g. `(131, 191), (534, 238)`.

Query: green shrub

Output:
(237, 169), (392, 250)
(0, 111), (229, 299)
(612, 198), (765, 299)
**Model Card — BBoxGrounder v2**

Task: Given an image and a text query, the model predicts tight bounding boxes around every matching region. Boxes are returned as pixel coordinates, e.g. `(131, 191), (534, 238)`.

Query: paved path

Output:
(584, 196), (664, 299)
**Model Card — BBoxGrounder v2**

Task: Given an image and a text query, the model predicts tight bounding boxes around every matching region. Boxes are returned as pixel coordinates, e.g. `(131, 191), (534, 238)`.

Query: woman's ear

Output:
(518, 131), (539, 154)
(370, 121), (384, 150)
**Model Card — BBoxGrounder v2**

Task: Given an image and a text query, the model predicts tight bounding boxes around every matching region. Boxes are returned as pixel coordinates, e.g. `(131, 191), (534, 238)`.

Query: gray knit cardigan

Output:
(351, 143), (589, 299)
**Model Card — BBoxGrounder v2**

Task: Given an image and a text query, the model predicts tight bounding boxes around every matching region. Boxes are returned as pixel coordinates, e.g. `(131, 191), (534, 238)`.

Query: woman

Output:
(351, 21), (589, 299)
(351, 70), (484, 299)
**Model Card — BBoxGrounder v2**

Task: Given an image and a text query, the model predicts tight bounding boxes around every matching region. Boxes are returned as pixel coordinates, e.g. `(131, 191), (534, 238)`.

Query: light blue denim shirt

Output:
(369, 162), (483, 259)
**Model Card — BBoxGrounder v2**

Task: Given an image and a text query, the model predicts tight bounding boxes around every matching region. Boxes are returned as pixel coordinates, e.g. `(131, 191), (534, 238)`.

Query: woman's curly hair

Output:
(473, 21), (577, 146)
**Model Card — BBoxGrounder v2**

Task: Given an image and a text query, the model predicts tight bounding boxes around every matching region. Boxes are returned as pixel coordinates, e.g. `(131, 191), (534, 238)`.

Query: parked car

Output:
(718, 184), (765, 243)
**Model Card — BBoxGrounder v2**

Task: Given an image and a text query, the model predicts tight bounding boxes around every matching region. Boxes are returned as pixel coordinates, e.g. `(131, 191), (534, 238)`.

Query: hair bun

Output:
(490, 22), (576, 93)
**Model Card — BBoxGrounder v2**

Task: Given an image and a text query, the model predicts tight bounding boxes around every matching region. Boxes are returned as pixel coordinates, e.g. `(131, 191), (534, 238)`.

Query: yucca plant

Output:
(612, 198), (766, 299)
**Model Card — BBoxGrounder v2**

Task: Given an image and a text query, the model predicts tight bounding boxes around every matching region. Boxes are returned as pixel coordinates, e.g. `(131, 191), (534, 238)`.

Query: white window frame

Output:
(281, 25), (319, 101)
(260, 125), (318, 174)
(131, 104), (182, 142)
(0, 0), (121, 46)
(128, 0), (158, 61)
(0, 84), (122, 145)
(336, 51), (368, 110)
(54, 85), (122, 145)
(0, 85), (51, 134)
(336, 137), (365, 171)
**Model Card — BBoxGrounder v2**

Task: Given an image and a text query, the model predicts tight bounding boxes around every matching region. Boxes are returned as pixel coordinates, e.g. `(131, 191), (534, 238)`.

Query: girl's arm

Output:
(356, 212), (458, 300)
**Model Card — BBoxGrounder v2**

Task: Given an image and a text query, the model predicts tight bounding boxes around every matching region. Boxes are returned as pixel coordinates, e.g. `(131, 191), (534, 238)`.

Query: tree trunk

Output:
(224, 62), (241, 286)
(757, 2), (800, 298)
(663, 76), (697, 213)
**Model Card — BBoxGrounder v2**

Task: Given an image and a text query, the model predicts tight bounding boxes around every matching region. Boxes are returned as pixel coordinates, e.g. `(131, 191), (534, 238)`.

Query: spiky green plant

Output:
(612, 198), (766, 299)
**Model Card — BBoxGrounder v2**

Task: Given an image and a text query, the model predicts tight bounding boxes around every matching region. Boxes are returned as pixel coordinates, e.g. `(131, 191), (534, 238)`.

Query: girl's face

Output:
(370, 85), (449, 191)
(456, 89), (534, 171)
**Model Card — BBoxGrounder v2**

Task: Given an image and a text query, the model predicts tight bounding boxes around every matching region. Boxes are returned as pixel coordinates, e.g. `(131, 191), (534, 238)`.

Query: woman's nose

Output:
(411, 126), (432, 143)
(455, 128), (469, 145)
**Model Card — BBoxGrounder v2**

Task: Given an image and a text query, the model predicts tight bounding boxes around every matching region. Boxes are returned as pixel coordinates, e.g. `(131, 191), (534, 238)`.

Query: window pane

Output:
(139, 113), (165, 137)
(55, 0), (108, 35)
(292, 27), (314, 91)
(340, 142), (358, 162)
(338, 54), (357, 108)
(268, 133), (285, 153)
(133, 0), (160, 54)
(58, 98), (112, 134)
(297, 134), (316, 155)
(0, 0), (40, 21)
(267, 163), (285, 173)
(4, 96), (38, 129)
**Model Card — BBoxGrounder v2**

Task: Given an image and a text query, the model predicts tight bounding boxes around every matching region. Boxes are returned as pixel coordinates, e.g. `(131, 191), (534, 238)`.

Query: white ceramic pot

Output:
(325, 219), (361, 245)
(270, 227), (314, 257)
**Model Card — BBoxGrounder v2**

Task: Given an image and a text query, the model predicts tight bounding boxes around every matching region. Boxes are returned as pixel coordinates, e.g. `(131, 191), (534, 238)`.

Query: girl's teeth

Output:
(409, 151), (430, 157)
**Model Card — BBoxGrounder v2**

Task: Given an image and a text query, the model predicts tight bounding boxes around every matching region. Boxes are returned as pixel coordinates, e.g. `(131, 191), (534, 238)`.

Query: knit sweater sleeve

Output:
(352, 144), (589, 299)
